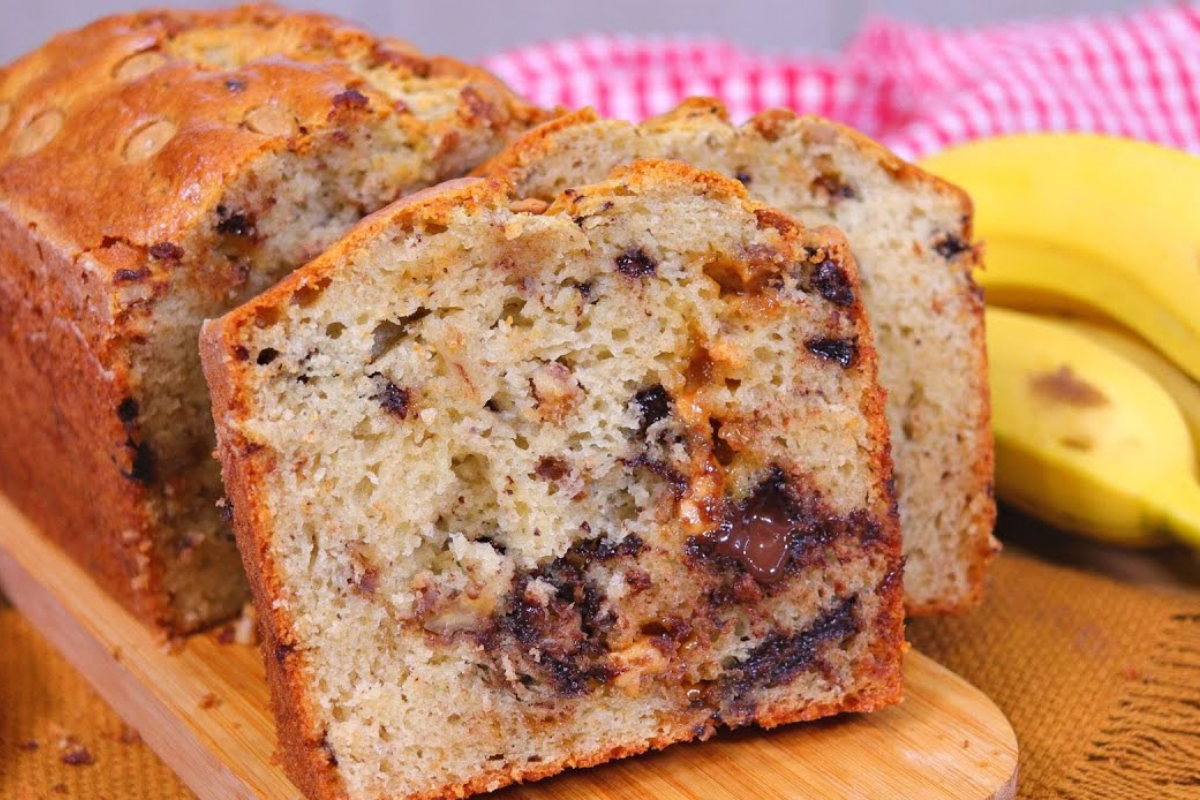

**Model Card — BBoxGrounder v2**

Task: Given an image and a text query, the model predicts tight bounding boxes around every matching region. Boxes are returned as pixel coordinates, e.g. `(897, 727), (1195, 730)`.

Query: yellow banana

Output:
(986, 307), (1200, 548)
(920, 135), (1200, 382)
(1058, 318), (1200, 470)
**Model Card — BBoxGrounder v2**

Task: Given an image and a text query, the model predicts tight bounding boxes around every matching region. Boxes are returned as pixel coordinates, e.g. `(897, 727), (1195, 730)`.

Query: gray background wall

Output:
(0, 1), (1151, 65)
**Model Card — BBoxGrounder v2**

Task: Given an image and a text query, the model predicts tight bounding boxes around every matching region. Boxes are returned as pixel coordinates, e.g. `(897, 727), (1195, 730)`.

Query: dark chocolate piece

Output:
(805, 337), (858, 368)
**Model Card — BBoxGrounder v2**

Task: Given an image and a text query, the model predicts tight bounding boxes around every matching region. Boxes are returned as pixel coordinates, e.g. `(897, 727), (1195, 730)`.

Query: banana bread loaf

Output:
(200, 163), (904, 800)
(480, 100), (997, 614)
(0, 5), (540, 631)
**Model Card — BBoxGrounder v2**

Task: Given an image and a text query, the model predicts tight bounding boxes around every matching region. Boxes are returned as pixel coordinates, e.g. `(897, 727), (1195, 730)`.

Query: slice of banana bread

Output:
(481, 100), (998, 614)
(0, 5), (541, 632)
(201, 163), (903, 800)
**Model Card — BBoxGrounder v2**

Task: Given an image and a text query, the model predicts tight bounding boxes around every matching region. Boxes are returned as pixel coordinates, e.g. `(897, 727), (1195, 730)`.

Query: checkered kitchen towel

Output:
(483, 3), (1200, 160)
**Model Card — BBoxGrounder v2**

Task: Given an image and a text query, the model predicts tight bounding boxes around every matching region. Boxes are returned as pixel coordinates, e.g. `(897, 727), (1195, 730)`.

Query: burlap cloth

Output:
(3, 544), (1199, 799)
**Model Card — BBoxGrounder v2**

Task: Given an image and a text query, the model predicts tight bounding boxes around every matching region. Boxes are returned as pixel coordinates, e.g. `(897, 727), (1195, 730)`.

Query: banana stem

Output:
(1164, 479), (1200, 549)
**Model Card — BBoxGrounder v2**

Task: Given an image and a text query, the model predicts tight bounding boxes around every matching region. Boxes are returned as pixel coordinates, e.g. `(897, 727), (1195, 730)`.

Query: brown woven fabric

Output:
(909, 552), (1200, 800)
(3, 551), (1199, 799)
(0, 600), (192, 799)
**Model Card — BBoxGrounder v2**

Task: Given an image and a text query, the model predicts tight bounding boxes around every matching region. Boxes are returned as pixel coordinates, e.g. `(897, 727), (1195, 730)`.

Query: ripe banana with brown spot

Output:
(986, 307), (1200, 548)
(1058, 318), (1200, 473)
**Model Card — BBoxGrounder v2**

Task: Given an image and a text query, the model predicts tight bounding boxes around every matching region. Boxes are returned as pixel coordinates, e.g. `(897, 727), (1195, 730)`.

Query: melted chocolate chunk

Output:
(489, 533), (643, 696)
(735, 170), (752, 185)
(805, 337), (858, 368)
(376, 381), (411, 418)
(500, 571), (616, 697)
(255, 348), (279, 365)
(811, 260), (855, 306)
(633, 384), (672, 432)
(703, 469), (797, 583)
(216, 206), (256, 237)
(934, 234), (970, 260)
(724, 598), (858, 693)
(224, 77), (247, 93)
(614, 248), (657, 279)
(688, 467), (880, 585)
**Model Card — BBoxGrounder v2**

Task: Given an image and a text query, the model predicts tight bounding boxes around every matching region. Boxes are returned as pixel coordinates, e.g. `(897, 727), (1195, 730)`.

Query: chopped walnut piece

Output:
(508, 197), (549, 215)
(529, 362), (582, 423)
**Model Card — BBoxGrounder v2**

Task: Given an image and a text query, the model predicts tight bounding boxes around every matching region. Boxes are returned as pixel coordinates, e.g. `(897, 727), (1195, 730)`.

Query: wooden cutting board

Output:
(0, 493), (1018, 800)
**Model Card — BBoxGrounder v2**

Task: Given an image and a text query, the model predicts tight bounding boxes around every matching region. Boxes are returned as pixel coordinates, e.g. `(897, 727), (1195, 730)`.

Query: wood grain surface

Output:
(0, 492), (1018, 800)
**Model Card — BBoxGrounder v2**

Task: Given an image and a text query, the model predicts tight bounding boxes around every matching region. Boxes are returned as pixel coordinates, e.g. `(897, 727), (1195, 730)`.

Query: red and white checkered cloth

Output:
(483, 4), (1200, 160)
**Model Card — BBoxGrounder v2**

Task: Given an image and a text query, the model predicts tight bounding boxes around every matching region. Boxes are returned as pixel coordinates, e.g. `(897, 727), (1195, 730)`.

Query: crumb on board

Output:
(159, 635), (187, 655)
(217, 603), (260, 646)
(199, 692), (222, 710)
(60, 740), (93, 766)
(117, 724), (141, 745)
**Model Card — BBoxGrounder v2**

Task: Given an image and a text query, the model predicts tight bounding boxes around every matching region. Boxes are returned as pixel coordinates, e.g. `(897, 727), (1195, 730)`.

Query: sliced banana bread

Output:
(0, 5), (540, 631)
(479, 99), (997, 614)
(201, 163), (903, 800)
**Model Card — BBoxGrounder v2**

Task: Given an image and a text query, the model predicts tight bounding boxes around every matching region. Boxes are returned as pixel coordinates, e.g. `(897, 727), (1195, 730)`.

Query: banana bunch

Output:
(920, 135), (1200, 548)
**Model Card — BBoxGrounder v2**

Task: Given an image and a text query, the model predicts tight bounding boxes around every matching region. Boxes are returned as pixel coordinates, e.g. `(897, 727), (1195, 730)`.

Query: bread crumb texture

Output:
(203, 162), (903, 800)
(481, 99), (997, 614)
(0, 5), (538, 631)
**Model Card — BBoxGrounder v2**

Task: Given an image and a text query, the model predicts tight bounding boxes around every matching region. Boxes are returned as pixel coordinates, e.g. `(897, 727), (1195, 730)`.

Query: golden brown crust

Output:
(204, 165), (904, 800)
(0, 210), (169, 624)
(0, 5), (540, 632)
(482, 102), (997, 616)
(474, 106), (603, 179)
(0, 4), (538, 286)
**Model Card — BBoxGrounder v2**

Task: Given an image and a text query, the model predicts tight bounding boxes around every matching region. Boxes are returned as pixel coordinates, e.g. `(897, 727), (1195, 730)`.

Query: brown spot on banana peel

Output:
(1031, 366), (1109, 407)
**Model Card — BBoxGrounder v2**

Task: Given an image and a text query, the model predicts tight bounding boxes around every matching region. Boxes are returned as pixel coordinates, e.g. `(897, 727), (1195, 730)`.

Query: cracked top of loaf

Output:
(0, 3), (541, 316)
